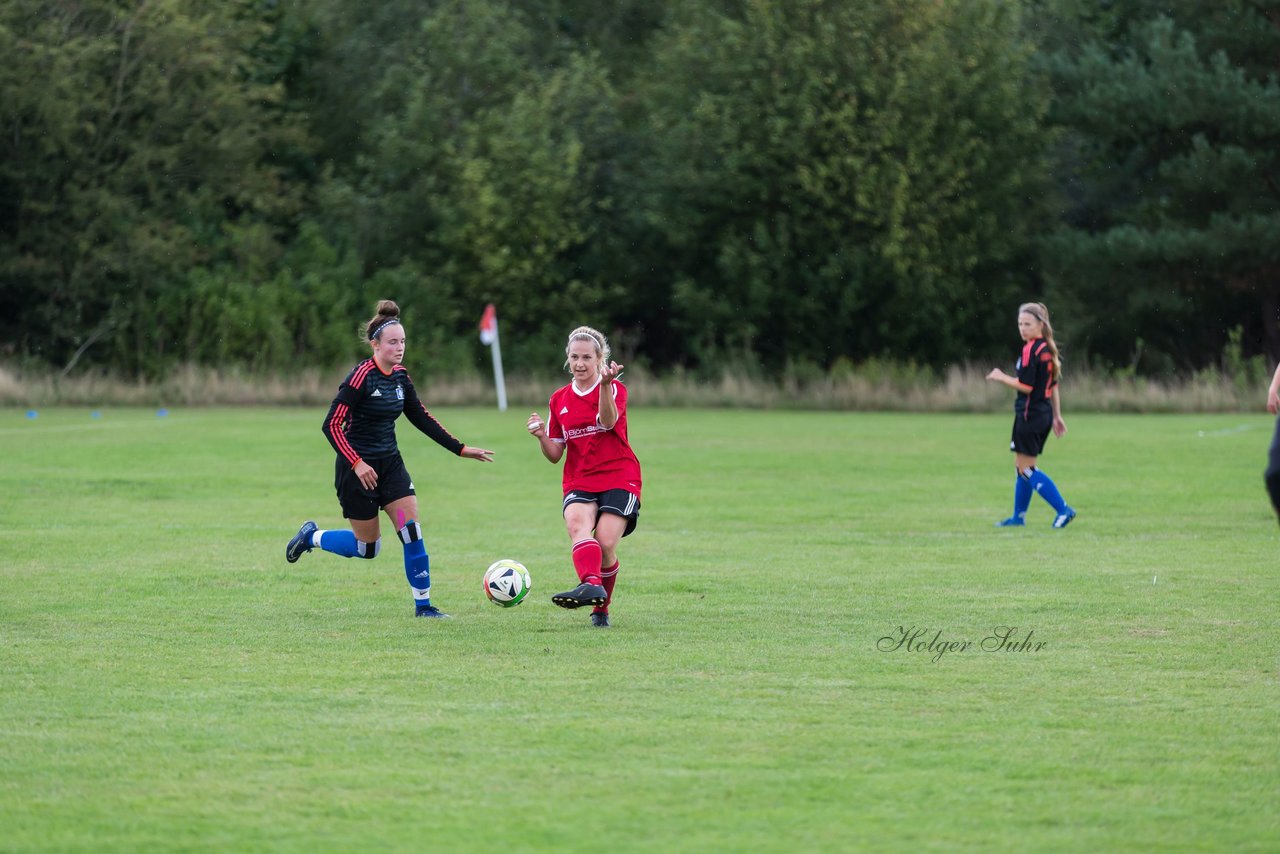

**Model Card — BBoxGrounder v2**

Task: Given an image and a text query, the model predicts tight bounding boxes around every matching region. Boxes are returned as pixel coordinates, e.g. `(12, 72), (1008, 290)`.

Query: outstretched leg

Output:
(552, 502), (607, 609)
(286, 518), (380, 562)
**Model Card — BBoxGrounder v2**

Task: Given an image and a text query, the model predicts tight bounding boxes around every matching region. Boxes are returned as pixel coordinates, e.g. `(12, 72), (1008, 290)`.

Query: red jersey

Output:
(546, 378), (643, 498)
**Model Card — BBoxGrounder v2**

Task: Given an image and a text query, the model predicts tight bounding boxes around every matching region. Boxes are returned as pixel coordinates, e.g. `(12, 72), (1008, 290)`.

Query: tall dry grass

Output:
(0, 362), (1271, 412)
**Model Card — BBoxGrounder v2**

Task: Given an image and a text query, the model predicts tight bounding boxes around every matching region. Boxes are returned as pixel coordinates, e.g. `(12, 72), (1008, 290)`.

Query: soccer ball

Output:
(483, 559), (531, 608)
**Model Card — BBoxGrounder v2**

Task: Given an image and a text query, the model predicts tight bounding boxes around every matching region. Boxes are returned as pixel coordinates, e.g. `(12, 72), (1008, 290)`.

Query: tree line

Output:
(2, 0), (1277, 381)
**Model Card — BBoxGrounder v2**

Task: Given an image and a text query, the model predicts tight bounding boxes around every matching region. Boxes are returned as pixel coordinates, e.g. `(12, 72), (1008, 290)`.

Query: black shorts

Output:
(335, 453), (415, 520)
(1010, 409), (1052, 457)
(563, 488), (641, 537)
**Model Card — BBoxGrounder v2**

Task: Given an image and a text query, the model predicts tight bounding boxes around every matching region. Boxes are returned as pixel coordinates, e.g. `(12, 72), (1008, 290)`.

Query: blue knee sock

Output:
(317, 530), (380, 559)
(1012, 474), (1032, 521)
(319, 529), (360, 557)
(399, 520), (431, 607)
(1027, 468), (1068, 514)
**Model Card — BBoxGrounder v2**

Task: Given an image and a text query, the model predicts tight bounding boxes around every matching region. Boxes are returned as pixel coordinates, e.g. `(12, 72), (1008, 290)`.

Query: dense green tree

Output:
(3, 0), (1270, 380)
(304, 0), (627, 371)
(0, 0), (308, 374)
(521, 0), (668, 80)
(440, 53), (624, 366)
(636, 0), (1050, 371)
(341, 0), (542, 273)
(1039, 1), (1280, 368)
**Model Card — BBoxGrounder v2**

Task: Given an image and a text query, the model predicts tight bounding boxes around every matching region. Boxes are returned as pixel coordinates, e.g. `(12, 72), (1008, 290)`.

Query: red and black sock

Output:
(595, 560), (619, 614)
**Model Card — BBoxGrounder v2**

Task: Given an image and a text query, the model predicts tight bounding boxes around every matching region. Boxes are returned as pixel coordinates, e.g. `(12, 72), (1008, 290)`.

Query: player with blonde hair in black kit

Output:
(285, 300), (494, 617)
(986, 302), (1076, 528)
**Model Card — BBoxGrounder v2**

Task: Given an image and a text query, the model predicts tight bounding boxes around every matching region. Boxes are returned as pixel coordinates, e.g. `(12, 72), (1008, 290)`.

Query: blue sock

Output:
(399, 520), (431, 608)
(1027, 468), (1068, 514)
(319, 529), (360, 558)
(316, 530), (379, 559)
(1012, 474), (1032, 521)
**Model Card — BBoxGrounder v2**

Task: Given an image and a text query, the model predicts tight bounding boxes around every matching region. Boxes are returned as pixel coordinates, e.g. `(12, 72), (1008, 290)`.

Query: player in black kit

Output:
(986, 302), (1076, 529)
(285, 300), (494, 617)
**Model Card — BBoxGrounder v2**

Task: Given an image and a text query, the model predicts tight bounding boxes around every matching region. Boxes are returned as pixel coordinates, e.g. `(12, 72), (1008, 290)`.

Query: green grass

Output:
(1, 407), (1277, 852)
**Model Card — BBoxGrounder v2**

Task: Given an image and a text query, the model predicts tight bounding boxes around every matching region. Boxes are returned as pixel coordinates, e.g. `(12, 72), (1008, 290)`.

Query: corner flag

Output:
(479, 303), (507, 411)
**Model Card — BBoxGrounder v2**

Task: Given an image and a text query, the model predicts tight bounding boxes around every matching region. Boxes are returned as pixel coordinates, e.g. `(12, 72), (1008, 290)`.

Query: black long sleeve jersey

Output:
(322, 359), (464, 467)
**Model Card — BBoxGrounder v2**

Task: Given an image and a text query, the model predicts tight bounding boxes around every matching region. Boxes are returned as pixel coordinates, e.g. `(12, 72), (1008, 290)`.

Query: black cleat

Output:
(286, 520), (317, 563)
(414, 605), (452, 619)
(590, 612), (611, 628)
(552, 582), (607, 610)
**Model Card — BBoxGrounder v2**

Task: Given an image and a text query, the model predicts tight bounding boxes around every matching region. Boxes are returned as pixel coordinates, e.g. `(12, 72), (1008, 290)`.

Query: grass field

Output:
(1, 406), (1277, 852)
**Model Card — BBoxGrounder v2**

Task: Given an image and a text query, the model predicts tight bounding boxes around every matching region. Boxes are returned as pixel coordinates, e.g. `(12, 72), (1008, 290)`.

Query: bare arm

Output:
(1052, 386), (1067, 437)
(598, 362), (624, 429)
(527, 412), (565, 464)
(985, 368), (1031, 393)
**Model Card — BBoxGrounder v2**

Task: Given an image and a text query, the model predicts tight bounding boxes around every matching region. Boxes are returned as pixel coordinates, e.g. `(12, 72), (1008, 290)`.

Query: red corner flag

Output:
(479, 303), (497, 346)
(478, 303), (506, 410)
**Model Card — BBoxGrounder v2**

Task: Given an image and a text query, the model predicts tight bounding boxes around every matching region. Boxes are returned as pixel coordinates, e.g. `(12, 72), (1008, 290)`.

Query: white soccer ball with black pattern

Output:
(483, 559), (531, 608)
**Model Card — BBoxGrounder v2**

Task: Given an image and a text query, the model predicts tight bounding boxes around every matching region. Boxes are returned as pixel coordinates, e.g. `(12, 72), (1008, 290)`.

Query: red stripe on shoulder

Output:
(349, 359), (376, 388)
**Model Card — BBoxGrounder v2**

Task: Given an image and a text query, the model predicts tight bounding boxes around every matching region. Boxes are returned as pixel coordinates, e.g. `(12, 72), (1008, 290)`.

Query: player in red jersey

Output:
(527, 326), (642, 627)
(986, 302), (1075, 528)
(285, 299), (494, 618)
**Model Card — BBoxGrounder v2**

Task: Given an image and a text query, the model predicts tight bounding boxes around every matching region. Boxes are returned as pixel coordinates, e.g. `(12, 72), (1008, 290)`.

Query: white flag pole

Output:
(490, 318), (508, 412)
(480, 303), (508, 412)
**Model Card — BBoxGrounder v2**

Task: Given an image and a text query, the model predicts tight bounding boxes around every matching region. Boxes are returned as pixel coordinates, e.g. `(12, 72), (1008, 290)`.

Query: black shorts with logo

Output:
(1010, 408), (1053, 457)
(562, 488), (641, 537)
(335, 452), (415, 520)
